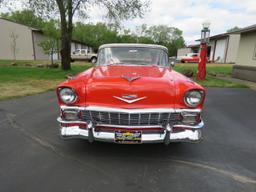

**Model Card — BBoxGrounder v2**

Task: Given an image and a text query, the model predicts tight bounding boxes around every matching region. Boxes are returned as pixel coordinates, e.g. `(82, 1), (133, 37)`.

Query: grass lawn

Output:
(174, 63), (247, 88)
(0, 60), (91, 100)
(0, 60), (247, 100)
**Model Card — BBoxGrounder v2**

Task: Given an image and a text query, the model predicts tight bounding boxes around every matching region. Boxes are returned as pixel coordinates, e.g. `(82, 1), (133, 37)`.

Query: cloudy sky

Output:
(88, 0), (256, 44)
(1, 0), (256, 45)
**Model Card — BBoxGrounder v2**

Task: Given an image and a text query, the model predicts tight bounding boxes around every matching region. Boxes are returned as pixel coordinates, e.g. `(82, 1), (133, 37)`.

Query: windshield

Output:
(97, 47), (169, 66)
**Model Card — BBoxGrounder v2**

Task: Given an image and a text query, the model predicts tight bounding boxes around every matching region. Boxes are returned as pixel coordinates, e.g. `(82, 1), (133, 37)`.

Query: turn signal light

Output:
(181, 112), (201, 125)
(62, 110), (80, 121)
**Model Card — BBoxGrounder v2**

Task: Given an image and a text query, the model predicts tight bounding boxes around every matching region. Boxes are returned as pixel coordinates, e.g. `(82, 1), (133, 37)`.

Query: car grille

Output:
(80, 110), (181, 126)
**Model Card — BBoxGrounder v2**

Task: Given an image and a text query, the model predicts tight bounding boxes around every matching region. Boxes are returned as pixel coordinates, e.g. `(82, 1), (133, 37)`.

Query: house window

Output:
(253, 43), (256, 60)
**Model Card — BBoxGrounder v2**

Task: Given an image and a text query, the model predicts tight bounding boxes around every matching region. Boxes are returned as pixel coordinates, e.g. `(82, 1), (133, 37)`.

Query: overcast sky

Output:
(88, 0), (256, 44)
(1, 0), (256, 45)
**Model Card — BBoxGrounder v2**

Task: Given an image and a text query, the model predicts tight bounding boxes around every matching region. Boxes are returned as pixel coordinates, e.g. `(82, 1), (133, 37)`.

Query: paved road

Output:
(0, 88), (256, 192)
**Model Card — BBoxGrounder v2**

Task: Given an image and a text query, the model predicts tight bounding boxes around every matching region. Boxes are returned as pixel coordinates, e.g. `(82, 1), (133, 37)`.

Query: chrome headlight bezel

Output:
(184, 90), (204, 108)
(59, 87), (77, 104)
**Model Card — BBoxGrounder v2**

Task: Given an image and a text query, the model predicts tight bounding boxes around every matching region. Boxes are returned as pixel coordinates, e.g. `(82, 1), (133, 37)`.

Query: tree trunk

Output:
(50, 47), (54, 65)
(60, 33), (71, 70)
(57, 0), (72, 70)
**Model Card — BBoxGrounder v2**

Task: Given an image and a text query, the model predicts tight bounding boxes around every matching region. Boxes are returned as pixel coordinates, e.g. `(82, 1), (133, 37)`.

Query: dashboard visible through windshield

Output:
(97, 47), (169, 66)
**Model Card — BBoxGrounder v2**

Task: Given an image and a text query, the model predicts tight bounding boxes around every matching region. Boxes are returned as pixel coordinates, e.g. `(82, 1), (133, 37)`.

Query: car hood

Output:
(85, 65), (177, 108)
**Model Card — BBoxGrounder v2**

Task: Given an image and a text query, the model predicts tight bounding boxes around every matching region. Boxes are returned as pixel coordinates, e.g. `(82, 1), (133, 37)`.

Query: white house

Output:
(177, 44), (200, 59)
(0, 18), (91, 61)
(178, 32), (240, 63)
(232, 24), (256, 82)
(71, 40), (94, 54)
(208, 33), (240, 63)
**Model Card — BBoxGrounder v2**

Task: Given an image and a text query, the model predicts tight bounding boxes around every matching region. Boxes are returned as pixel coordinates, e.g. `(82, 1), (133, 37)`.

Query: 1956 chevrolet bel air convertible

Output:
(56, 44), (205, 144)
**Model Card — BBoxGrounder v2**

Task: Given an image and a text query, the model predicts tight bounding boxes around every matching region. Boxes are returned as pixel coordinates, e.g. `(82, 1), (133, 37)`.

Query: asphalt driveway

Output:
(0, 88), (256, 192)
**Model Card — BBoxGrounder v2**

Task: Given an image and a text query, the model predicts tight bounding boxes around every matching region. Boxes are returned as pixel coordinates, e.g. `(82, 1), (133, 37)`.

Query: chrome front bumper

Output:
(57, 118), (203, 144)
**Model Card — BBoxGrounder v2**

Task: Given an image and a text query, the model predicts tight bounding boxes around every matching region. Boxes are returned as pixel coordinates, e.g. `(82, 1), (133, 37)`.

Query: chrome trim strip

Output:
(95, 124), (163, 128)
(108, 112), (111, 124)
(57, 117), (87, 124)
(60, 105), (201, 113)
(176, 108), (201, 113)
(57, 118), (204, 129)
(148, 113), (151, 125)
(174, 121), (204, 129)
(86, 106), (176, 113)
(113, 96), (147, 104)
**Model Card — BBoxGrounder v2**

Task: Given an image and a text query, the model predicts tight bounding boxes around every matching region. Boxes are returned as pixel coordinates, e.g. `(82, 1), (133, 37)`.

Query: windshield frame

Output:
(96, 46), (169, 67)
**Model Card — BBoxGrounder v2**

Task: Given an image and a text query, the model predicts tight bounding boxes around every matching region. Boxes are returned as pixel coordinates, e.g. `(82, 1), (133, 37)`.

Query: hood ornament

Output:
(113, 95), (147, 104)
(121, 75), (141, 82)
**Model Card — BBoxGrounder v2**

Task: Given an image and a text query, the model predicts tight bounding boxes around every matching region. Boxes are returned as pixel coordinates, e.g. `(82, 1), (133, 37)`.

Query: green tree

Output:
(38, 20), (60, 65)
(135, 24), (148, 37)
(73, 22), (119, 52)
(144, 25), (185, 56)
(28, 0), (150, 70)
(38, 39), (57, 65)
(227, 26), (241, 33)
(1, 9), (45, 29)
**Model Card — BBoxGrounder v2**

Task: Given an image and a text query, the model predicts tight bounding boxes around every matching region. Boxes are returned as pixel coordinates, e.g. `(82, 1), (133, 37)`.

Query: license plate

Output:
(115, 130), (142, 144)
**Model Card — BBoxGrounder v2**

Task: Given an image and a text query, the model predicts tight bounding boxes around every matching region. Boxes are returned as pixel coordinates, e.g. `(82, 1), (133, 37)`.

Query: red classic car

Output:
(180, 53), (200, 63)
(57, 44), (205, 144)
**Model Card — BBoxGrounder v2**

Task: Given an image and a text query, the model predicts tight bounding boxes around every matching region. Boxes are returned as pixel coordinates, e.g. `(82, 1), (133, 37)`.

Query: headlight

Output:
(59, 88), (77, 104)
(184, 90), (204, 107)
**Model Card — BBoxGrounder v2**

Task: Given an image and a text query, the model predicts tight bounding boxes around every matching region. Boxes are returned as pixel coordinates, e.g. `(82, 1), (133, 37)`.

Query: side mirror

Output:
(169, 58), (176, 67)
(90, 57), (97, 64)
(170, 61), (175, 67)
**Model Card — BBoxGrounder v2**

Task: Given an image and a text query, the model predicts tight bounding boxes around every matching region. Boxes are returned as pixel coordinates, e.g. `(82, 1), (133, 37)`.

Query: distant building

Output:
(178, 32), (240, 63)
(232, 24), (256, 82)
(71, 39), (94, 54)
(0, 18), (91, 60)
(177, 44), (200, 60)
(208, 33), (240, 63)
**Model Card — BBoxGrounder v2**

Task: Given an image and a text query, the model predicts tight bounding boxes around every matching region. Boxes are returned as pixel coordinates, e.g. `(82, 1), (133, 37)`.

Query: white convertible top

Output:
(99, 43), (168, 52)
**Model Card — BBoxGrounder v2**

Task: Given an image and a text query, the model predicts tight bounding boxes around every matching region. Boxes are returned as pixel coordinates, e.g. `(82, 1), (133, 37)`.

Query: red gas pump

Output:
(196, 22), (210, 81)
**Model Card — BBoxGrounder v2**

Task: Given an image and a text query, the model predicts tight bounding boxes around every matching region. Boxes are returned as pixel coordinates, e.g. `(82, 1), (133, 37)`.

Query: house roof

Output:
(195, 32), (230, 41)
(0, 17), (42, 32)
(196, 33), (231, 41)
(232, 24), (256, 34)
(0, 17), (89, 46)
(195, 23), (256, 42)
(209, 33), (229, 40)
(187, 44), (200, 48)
